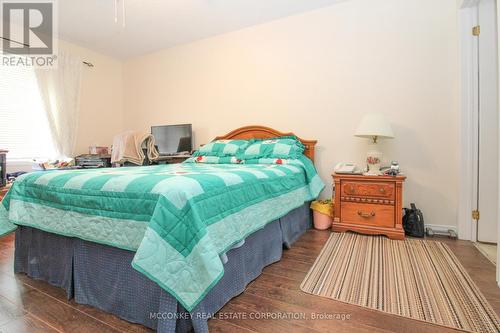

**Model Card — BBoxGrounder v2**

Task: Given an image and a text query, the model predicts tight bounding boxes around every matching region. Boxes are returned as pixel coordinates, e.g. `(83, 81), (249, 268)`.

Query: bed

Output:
(0, 125), (324, 332)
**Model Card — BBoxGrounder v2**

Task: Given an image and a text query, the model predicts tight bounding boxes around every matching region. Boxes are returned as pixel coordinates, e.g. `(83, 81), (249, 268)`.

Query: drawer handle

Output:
(357, 210), (375, 218)
(379, 188), (385, 193)
(348, 185), (355, 193)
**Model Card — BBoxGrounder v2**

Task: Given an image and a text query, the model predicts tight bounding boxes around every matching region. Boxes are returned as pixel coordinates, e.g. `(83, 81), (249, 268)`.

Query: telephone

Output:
(334, 162), (362, 174)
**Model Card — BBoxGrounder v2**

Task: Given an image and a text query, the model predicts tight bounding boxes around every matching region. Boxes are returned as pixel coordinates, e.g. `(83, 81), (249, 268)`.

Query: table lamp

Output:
(355, 113), (394, 175)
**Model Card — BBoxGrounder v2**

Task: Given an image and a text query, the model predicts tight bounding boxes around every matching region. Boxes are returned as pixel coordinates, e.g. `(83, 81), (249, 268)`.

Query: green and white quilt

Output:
(0, 156), (324, 311)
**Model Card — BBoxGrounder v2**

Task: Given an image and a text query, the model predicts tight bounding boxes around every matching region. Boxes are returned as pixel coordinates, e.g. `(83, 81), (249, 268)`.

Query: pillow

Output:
(185, 155), (243, 164)
(239, 137), (305, 160)
(193, 139), (250, 157)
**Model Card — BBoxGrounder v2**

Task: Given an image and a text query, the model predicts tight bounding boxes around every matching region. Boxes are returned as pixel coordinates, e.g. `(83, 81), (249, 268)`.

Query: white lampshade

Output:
(354, 113), (394, 140)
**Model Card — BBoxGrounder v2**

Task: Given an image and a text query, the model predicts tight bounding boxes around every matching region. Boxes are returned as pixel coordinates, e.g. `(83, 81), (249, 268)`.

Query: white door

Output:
(477, 0), (499, 243)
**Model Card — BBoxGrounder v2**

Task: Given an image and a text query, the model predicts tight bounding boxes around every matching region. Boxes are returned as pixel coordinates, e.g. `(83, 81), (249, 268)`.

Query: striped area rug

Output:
(300, 232), (500, 332)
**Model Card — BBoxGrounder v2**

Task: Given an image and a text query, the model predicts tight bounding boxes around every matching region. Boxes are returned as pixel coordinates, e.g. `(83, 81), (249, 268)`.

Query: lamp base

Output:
(365, 146), (382, 176)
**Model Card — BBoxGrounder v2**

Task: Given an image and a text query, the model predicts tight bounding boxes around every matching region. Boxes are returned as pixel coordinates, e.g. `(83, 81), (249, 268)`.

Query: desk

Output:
(154, 155), (191, 164)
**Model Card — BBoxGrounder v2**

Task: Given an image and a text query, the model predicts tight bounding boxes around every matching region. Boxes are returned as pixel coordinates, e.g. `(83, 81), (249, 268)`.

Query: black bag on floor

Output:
(403, 203), (424, 238)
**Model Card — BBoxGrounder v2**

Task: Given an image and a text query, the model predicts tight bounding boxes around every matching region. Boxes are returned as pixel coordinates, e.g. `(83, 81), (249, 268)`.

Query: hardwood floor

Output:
(0, 230), (499, 332)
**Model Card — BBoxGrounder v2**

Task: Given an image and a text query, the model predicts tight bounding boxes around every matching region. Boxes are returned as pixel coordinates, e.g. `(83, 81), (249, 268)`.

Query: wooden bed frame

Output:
(214, 125), (317, 162)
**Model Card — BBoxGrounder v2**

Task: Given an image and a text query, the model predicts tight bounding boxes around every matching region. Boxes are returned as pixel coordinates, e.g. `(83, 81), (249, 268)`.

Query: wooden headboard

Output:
(214, 125), (317, 162)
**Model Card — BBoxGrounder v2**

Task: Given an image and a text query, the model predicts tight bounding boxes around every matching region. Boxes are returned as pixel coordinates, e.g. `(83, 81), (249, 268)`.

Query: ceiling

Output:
(58, 0), (344, 59)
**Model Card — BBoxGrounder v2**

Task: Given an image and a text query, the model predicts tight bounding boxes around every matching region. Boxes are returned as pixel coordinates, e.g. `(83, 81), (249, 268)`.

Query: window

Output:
(0, 65), (55, 160)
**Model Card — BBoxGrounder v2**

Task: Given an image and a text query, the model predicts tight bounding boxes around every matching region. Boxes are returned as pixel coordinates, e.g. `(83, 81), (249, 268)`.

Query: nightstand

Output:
(332, 173), (406, 240)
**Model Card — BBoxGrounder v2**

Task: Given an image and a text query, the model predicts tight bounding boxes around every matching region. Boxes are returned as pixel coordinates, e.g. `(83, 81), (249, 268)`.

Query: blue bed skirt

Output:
(14, 202), (312, 332)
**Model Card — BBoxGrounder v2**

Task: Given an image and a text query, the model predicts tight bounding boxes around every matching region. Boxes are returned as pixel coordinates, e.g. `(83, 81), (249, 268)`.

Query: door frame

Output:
(497, 0), (500, 288)
(458, 0), (480, 242)
(458, 0), (499, 242)
(459, 0), (500, 288)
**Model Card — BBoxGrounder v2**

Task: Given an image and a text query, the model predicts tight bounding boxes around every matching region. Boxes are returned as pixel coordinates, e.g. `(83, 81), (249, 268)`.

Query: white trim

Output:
(461, 0), (480, 8)
(497, 0), (500, 286)
(425, 224), (458, 234)
(458, 4), (479, 241)
(471, 3), (480, 243)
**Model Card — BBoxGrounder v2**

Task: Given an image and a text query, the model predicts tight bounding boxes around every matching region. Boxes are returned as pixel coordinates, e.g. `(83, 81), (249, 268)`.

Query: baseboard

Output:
(424, 224), (458, 234)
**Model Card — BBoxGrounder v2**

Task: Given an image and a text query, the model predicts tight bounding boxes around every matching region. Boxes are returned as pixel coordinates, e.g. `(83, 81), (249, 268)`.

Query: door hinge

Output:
(472, 209), (480, 221)
(472, 25), (481, 36)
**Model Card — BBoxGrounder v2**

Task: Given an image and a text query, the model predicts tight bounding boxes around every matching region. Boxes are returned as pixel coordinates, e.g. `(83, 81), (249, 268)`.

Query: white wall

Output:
(59, 40), (124, 155)
(123, 0), (460, 227)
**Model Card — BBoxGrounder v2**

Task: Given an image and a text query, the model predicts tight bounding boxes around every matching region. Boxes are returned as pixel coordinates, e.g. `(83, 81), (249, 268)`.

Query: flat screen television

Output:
(151, 124), (192, 156)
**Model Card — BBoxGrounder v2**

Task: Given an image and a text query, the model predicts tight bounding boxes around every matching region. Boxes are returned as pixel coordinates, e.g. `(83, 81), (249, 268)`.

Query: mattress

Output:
(2, 156), (323, 310)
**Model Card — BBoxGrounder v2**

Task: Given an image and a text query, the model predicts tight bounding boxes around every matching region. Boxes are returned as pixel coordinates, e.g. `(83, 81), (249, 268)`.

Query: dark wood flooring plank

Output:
(280, 250), (317, 265)
(271, 256), (316, 273)
(67, 301), (153, 333)
(280, 246), (322, 259)
(0, 272), (121, 333)
(214, 301), (318, 333)
(0, 260), (14, 280)
(263, 263), (308, 281)
(0, 314), (60, 333)
(8, 274), (153, 333)
(0, 295), (25, 327)
(15, 288), (121, 333)
(12, 274), (67, 302)
(208, 318), (256, 333)
(0, 273), (34, 309)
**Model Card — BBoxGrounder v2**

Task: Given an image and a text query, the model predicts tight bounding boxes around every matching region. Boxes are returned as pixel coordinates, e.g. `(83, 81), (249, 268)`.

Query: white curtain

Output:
(35, 50), (83, 158)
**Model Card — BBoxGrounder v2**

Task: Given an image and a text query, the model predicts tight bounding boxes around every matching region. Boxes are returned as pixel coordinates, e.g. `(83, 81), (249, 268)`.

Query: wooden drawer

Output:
(341, 181), (395, 201)
(340, 202), (395, 228)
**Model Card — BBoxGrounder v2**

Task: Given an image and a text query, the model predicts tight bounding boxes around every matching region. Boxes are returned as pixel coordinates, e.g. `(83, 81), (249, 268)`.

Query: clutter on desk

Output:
(32, 158), (77, 171)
